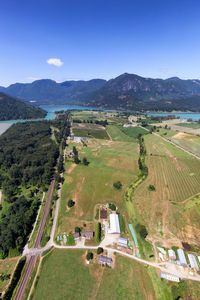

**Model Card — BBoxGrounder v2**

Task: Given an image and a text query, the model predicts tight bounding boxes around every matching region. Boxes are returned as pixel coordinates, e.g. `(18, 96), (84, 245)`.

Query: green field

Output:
(133, 133), (200, 246)
(31, 249), (169, 300)
(176, 122), (200, 129)
(73, 128), (109, 139)
(119, 126), (148, 138)
(106, 125), (134, 142)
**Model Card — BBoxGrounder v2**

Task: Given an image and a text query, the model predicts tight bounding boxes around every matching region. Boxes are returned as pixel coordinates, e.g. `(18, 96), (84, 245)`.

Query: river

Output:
(147, 112), (200, 121)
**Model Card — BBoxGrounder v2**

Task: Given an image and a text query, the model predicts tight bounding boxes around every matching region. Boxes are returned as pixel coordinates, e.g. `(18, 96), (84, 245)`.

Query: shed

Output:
(73, 232), (80, 239)
(100, 208), (107, 219)
(160, 272), (180, 282)
(177, 249), (187, 266)
(188, 254), (199, 271)
(118, 237), (128, 247)
(108, 214), (120, 234)
(168, 249), (176, 260)
(98, 255), (112, 265)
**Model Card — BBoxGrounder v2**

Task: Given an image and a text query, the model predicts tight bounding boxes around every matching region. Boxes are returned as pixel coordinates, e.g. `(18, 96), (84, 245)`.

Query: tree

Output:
(74, 154), (80, 164)
(97, 247), (104, 255)
(68, 199), (75, 207)
(95, 223), (101, 243)
(113, 181), (122, 190)
(148, 185), (155, 191)
(86, 252), (93, 260)
(82, 157), (89, 166)
(109, 203), (116, 211)
(75, 227), (80, 233)
(135, 223), (148, 239)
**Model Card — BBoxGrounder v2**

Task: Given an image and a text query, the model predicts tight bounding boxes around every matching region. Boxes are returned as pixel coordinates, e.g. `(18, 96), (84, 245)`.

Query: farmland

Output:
(133, 133), (200, 247)
(72, 128), (109, 139)
(56, 135), (139, 234)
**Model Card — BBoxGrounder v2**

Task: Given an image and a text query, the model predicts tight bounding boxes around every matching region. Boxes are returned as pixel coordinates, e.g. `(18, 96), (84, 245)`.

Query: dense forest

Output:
(0, 92), (46, 121)
(0, 113), (70, 257)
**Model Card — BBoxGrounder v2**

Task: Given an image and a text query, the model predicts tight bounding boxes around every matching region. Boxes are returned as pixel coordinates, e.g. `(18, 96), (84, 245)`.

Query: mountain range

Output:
(1, 73), (200, 111)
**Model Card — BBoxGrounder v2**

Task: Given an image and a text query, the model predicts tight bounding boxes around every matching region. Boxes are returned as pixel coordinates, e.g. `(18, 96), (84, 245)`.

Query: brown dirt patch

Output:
(66, 163), (77, 174)
(173, 132), (198, 140)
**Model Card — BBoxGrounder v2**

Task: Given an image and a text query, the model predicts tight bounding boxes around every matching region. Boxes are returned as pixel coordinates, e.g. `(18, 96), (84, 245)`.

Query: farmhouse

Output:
(188, 254), (199, 271)
(118, 237), (128, 247)
(177, 249), (187, 266)
(81, 231), (94, 239)
(168, 249), (176, 260)
(108, 214), (120, 234)
(98, 255), (112, 266)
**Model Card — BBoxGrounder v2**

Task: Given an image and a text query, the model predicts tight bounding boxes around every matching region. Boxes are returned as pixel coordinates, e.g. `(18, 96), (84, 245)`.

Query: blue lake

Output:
(147, 112), (200, 121)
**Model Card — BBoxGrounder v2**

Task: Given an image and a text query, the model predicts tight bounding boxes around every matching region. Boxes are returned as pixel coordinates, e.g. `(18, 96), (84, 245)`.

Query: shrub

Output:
(97, 247), (104, 255)
(135, 223), (148, 239)
(109, 203), (116, 211)
(113, 181), (122, 190)
(86, 252), (93, 260)
(68, 199), (75, 207)
(148, 185), (155, 191)
(75, 227), (80, 233)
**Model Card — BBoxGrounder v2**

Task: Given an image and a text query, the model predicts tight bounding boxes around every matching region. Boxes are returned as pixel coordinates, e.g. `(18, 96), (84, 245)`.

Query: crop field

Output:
(32, 249), (172, 300)
(106, 125), (134, 142)
(0, 257), (18, 293)
(119, 126), (148, 138)
(133, 133), (200, 247)
(72, 128), (109, 139)
(71, 110), (128, 125)
(57, 137), (139, 234)
(176, 122), (200, 129)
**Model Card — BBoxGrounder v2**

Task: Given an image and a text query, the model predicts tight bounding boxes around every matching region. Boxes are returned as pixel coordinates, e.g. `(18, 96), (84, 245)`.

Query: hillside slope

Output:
(0, 92), (47, 121)
(2, 79), (106, 105)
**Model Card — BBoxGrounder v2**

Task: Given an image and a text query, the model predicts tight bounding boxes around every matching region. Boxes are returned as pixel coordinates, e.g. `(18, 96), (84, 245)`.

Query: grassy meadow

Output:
(0, 257), (18, 294)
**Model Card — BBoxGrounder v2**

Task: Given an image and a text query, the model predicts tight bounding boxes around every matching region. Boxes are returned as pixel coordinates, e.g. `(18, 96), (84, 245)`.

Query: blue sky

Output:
(1, 0), (200, 86)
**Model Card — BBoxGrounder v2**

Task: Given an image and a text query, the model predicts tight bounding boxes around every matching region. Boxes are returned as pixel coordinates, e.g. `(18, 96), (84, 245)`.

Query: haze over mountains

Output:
(1, 73), (200, 111)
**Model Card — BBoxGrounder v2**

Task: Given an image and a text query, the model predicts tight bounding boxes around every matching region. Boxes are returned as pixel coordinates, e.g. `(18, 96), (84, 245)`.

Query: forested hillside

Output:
(0, 115), (70, 257)
(0, 92), (46, 121)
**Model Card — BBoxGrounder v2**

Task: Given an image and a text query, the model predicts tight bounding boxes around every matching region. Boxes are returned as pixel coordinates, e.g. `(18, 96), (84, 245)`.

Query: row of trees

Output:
(73, 119), (108, 126)
(0, 112), (71, 257)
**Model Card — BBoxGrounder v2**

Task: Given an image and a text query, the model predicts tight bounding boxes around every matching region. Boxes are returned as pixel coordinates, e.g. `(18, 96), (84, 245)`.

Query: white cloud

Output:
(47, 58), (63, 67)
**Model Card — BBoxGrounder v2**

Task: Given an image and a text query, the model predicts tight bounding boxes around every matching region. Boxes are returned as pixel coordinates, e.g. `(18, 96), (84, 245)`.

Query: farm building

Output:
(81, 231), (94, 239)
(108, 214), (120, 234)
(177, 249), (187, 266)
(98, 255), (112, 266)
(73, 232), (80, 239)
(168, 249), (176, 260)
(100, 208), (107, 219)
(118, 237), (128, 247)
(160, 272), (180, 282)
(73, 137), (82, 143)
(197, 256), (200, 265)
(188, 254), (199, 271)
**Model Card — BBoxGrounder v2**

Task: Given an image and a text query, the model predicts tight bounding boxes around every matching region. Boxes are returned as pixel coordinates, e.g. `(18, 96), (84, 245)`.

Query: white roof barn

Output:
(168, 249), (176, 260)
(177, 249), (187, 266)
(118, 237), (128, 246)
(108, 214), (120, 234)
(188, 254), (199, 271)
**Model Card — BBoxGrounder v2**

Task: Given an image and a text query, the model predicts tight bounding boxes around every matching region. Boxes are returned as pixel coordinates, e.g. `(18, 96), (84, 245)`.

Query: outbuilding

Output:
(108, 214), (120, 234)
(177, 249), (187, 266)
(168, 249), (176, 260)
(118, 237), (128, 247)
(81, 231), (94, 239)
(188, 254), (199, 271)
